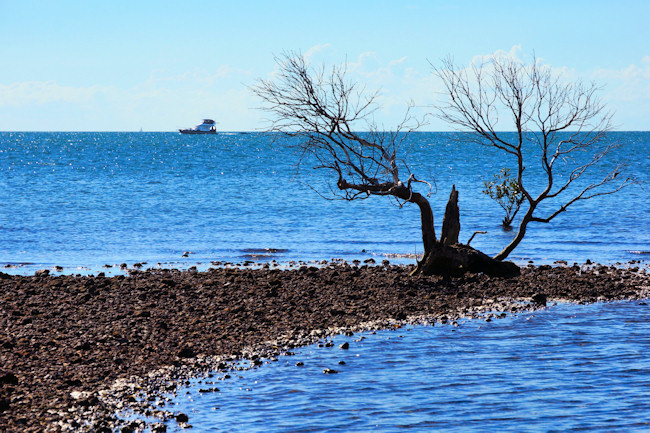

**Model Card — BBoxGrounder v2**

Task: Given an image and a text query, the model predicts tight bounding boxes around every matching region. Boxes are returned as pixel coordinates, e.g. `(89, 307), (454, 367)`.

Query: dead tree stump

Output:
(441, 185), (460, 246)
(415, 186), (520, 278)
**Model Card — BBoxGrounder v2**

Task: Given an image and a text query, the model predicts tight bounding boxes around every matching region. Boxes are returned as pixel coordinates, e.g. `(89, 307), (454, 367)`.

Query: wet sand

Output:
(1, 262), (648, 432)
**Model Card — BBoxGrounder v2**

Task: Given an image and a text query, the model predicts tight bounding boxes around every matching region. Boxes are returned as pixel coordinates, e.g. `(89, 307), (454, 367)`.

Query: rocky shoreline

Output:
(1, 262), (649, 432)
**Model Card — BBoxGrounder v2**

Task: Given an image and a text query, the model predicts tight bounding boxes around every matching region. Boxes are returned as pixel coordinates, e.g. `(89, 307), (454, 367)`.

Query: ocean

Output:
(2, 131), (649, 432)
(1, 131), (648, 273)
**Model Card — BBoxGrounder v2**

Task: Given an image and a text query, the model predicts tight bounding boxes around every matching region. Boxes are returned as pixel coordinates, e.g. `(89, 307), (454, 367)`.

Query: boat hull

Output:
(179, 129), (217, 134)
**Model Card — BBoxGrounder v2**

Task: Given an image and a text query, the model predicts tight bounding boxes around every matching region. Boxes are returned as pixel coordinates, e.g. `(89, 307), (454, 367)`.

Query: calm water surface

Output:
(1, 131), (649, 273)
(152, 301), (650, 432)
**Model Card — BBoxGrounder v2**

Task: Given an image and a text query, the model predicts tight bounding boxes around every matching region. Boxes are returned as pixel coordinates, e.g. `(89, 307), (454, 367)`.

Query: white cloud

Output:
(0, 81), (110, 107)
(594, 57), (650, 78)
(588, 56), (650, 129)
(0, 63), (258, 131)
(5, 47), (647, 131)
(303, 44), (332, 64)
(389, 56), (408, 67)
(467, 45), (525, 67)
(346, 52), (411, 84)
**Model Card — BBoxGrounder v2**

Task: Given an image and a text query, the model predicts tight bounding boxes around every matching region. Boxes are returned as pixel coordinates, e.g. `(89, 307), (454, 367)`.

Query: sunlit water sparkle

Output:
(1, 131), (648, 274)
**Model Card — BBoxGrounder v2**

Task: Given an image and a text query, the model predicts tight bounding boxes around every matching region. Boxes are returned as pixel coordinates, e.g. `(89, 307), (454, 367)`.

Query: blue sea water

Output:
(157, 300), (650, 432)
(1, 131), (649, 431)
(0, 131), (648, 273)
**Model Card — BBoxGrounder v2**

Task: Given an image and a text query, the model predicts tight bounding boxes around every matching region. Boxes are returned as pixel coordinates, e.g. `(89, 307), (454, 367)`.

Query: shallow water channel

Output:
(140, 300), (650, 432)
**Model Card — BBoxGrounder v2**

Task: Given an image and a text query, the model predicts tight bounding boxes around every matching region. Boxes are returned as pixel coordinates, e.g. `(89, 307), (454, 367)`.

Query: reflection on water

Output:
(151, 300), (650, 432)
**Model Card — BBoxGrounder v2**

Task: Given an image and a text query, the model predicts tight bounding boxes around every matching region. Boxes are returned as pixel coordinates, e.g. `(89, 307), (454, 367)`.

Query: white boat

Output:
(179, 119), (217, 134)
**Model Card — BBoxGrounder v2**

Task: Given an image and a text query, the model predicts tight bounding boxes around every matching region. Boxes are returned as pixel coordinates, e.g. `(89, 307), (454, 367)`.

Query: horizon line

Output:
(2, 130), (650, 134)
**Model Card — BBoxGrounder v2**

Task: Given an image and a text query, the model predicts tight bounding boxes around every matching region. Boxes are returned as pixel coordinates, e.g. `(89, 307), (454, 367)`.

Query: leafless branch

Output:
(253, 51), (428, 204)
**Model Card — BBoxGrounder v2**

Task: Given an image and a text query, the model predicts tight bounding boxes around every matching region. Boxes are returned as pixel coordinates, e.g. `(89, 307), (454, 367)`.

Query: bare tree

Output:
(254, 52), (518, 276)
(434, 55), (634, 260)
(253, 53), (435, 254)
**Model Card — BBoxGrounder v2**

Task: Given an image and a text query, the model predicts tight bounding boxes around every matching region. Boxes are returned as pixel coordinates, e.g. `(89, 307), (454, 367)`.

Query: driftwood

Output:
(415, 186), (520, 278)
(419, 243), (520, 277)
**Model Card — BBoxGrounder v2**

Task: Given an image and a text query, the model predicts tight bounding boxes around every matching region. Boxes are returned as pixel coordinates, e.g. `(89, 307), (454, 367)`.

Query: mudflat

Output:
(1, 263), (648, 432)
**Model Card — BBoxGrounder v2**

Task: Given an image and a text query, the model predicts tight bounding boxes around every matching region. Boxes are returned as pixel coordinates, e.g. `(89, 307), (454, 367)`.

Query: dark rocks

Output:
(178, 346), (196, 358)
(339, 342), (349, 350)
(75, 341), (93, 351)
(0, 398), (10, 412)
(177, 347), (195, 359)
(531, 293), (548, 307)
(151, 423), (167, 432)
(198, 387), (219, 393)
(77, 395), (100, 407)
(0, 372), (18, 385)
(175, 412), (189, 423)
(34, 269), (49, 277)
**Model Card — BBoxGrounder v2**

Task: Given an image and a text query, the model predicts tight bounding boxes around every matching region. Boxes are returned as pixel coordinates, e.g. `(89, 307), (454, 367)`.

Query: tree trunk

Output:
(415, 186), (520, 278)
(493, 206), (535, 261)
(412, 192), (436, 254)
(441, 185), (460, 246)
(392, 185), (436, 256)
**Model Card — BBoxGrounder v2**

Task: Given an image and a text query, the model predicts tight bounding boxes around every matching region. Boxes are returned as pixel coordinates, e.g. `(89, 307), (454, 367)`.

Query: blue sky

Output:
(1, 0), (648, 131)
